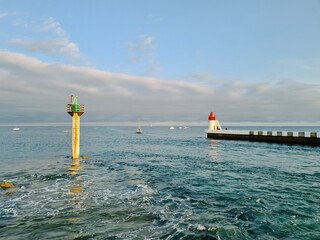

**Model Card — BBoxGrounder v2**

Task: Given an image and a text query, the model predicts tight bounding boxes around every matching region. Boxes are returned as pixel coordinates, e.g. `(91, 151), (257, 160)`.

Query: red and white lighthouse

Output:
(208, 112), (222, 130)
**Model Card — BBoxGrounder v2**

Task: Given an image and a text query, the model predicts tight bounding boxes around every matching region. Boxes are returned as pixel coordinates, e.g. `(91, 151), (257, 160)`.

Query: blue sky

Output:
(0, 0), (320, 124)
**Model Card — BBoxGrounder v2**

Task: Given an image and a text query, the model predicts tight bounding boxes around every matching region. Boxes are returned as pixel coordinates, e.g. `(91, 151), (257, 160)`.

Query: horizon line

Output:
(1, 121), (320, 127)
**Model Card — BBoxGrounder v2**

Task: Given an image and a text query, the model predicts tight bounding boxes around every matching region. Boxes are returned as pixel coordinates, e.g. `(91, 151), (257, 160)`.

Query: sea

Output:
(0, 125), (320, 240)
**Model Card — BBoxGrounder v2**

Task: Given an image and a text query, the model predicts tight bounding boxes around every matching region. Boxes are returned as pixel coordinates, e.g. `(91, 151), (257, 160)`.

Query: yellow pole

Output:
(72, 112), (80, 159)
(68, 96), (84, 159)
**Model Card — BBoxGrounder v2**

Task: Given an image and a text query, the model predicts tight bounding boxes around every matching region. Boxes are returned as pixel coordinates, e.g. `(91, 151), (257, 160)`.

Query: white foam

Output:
(3, 208), (18, 217)
(142, 196), (151, 205)
(197, 224), (206, 231)
(9, 193), (28, 202)
(137, 184), (155, 194)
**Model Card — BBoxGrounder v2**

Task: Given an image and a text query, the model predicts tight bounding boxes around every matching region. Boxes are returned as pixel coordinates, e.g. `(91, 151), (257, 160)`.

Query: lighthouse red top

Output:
(209, 112), (216, 121)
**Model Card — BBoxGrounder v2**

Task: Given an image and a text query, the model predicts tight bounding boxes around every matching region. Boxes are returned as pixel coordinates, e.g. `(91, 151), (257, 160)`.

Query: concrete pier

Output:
(206, 130), (320, 146)
(67, 96), (85, 159)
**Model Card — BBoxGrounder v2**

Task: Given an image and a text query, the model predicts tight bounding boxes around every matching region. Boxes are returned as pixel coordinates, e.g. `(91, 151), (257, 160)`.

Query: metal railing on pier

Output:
(206, 129), (319, 138)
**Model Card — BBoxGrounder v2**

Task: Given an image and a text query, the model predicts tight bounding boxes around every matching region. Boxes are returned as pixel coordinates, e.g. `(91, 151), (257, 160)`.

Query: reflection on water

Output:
(67, 159), (89, 238)
(209, 140), (219, 159)
(68, 159), (86, 214)
(1, 126), (320, 239)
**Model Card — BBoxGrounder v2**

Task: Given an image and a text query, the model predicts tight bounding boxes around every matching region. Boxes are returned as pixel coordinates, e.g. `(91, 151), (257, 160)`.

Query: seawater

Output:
(0, 126), (320, 239)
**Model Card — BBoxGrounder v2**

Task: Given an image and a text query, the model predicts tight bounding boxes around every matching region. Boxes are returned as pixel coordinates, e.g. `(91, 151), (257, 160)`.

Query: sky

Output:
(0, 0), (320, 125)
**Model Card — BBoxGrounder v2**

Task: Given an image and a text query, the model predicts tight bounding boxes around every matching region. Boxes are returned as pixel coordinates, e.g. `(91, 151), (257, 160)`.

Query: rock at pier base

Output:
(1, 181), (15, 188)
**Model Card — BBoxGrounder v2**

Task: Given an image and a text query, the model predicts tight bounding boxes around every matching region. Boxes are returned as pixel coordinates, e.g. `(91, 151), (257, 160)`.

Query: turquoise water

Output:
(0, 126), (320, 239)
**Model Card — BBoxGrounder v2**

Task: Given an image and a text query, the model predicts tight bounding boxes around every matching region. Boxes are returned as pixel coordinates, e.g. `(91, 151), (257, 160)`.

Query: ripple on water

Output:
(1, 126), (320, 239)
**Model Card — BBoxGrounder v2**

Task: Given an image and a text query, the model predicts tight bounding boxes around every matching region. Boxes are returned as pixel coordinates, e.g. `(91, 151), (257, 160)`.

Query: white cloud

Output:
(59, 42), (84, 63)
(0, 50), (319, 124)
(185, 73), (215, 83)
(128, 35), (157, 51)
(125, 34), (160, 75)
(8, 17), (86, 64)
(139, 35), (154, 46)
(0, 12), (10, 19)
(12, 19), (28, 28)
(41, 17), (66, 36)
(9, 38), (67, 54)
(0, 12), (17, 20)
(41, 17), (59, 31)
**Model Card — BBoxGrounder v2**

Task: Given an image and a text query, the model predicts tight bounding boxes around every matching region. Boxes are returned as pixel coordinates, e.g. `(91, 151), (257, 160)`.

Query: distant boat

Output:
(12, 128), (20, 131)
(184, 126), (188, 129)
(137, 121), (142, 134)
(169, 126), (174, 130)
(178, 126), (182, 129)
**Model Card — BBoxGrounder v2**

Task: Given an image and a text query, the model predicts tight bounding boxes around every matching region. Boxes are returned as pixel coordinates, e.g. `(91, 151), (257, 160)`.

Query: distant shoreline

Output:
(1, 121), (320, 127)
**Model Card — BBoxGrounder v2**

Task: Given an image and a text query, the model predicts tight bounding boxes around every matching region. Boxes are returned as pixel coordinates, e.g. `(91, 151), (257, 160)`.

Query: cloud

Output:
(184, 72), (216, 84)
(0, 50), (209, 123)
(0, 50), (319, 124)
(8, 17), (86, 64)
(0, 12), (17, 20)
(138, 35), (154, 47)
(125, 34), (161, 75)
(12, 19), (28, 28)
(41, 17), (66, 36)
(129, 35), (156, 51)
(0, 12), (10, 19)
(9, 38), (68, 54)
(59, 42), (83, 62)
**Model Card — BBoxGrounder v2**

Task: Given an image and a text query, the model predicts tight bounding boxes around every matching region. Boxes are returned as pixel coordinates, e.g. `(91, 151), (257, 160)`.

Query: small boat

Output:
(12, 128), (20, 131)
(178, 126), (182, 129)
(137, 121), (142, 134)
(184, 126), (188, 129)
(169, 126), (174, 130)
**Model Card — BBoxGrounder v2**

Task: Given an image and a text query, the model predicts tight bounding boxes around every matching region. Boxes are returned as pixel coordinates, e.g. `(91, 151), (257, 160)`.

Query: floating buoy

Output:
(81, 156), (89, 159)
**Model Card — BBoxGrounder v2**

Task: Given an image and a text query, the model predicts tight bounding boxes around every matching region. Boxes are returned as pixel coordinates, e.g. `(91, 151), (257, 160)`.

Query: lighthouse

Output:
(208, 112), (221, 131)
(67, 95), (85, 159)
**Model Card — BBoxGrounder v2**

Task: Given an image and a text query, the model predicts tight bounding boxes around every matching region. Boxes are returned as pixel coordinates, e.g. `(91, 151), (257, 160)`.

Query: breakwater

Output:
(206, 129), (320, 146)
